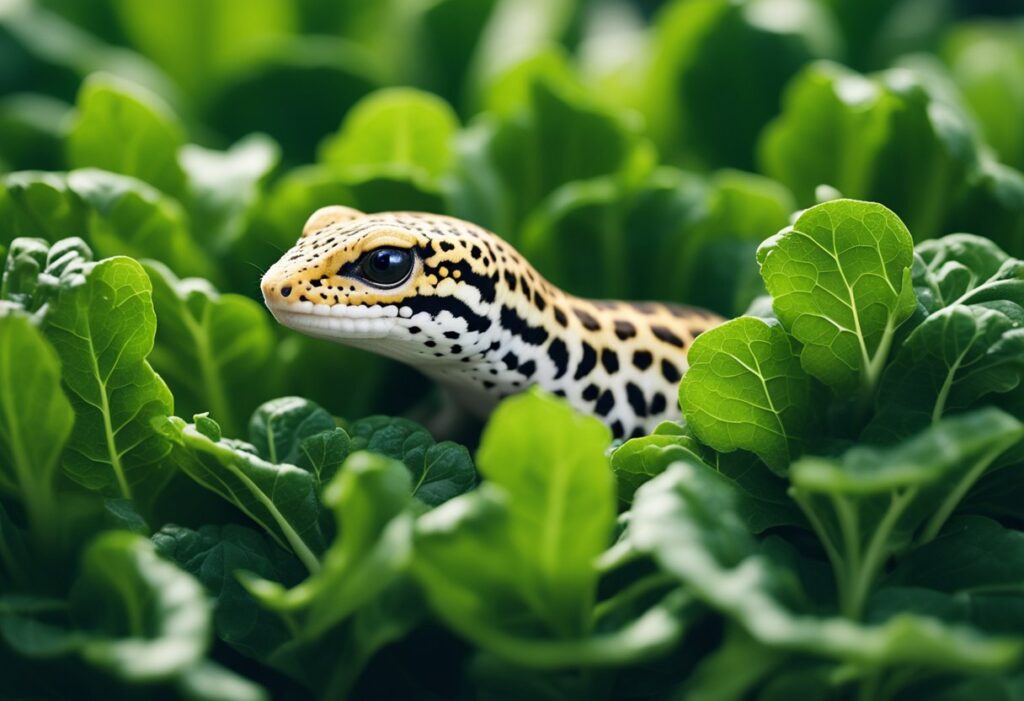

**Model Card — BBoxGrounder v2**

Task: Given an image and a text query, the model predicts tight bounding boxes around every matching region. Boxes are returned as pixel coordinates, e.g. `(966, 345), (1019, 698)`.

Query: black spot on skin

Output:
(452, 345), (462, 354)
(547, 339), (569, 379)
(404, 296), (492, 333)
(444, 331), (459, 339)
(299, 295), (308, 302)
(520, 276), (532, 300)
(439, 241), (455, 252)
(483, 380), (495, 389)
(310, 279), (322, 288)
(662, 359), (681, 383)
(593, 301), (617, 310)
(471, 246), (482, 259)
(595, 389), (615, 417)
(629, 426), (645, 439)
(601, 349), (619, 374)
(573, 308), (600, 331)
(553, 307), (568, 327)
(425, 340), (437, 348)
(610, 420), (625, 439)
(634, 302), (660, 314)
(409, 326), (421, 334)
(517, 360), (536, 378)
(575, 342), (597, 380)
(633, 350), (653, 370)
(649, 392), (667, 415)
(582, 383), (599, 401)
(553, 389), (566, 398)
(626, 382), (647, 418)
(500, 305), (549, 345)
(614, 320), (636, 340)
(489, 340), (501, 351)
(534, 294), (547, 312)
(502, 351), (519, 370)
(504, 271), (517, 291)
(652, 325), (686, 348)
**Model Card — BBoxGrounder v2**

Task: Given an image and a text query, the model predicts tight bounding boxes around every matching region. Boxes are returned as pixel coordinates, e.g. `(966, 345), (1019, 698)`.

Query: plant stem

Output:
(844, 489), (916, 620)
(920, 442), (1011, 545)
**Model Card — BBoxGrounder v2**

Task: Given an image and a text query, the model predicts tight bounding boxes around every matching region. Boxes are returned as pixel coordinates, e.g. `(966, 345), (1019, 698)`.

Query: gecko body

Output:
(261, 206), (722, 438)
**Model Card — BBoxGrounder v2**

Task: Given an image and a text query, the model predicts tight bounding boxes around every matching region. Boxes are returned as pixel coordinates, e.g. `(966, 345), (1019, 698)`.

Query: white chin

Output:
(267, 301), (398, 341)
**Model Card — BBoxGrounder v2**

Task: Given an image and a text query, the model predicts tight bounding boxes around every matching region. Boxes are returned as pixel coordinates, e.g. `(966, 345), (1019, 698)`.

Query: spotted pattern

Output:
(261, 208), (723, 438)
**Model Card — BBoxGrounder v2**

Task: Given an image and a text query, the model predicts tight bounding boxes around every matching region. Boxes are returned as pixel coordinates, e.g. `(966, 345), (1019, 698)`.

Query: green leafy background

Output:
(3, 0), (1024, 699)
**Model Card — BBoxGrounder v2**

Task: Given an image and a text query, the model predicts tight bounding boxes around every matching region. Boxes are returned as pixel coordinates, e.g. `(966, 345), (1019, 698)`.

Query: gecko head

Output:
(261, 205), (501, 362)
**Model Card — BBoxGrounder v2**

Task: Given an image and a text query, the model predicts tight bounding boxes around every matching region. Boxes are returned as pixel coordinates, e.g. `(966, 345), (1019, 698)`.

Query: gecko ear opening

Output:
(302, 205), (366, 238)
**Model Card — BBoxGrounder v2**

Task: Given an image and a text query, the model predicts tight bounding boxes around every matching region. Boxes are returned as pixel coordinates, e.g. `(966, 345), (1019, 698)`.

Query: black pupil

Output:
(362, 248), (412, 286)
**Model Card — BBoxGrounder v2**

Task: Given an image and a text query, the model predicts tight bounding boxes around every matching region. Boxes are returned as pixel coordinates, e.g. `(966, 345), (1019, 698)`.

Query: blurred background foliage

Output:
(2, 0), (1023, 423)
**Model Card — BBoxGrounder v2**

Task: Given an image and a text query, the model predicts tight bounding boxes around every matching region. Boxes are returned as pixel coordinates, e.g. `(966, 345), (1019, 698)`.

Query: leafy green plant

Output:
(4, 1), (1024, 698)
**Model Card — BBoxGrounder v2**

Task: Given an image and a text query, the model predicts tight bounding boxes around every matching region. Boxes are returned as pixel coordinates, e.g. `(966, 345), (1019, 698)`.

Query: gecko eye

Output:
(360, 247), (414, 287)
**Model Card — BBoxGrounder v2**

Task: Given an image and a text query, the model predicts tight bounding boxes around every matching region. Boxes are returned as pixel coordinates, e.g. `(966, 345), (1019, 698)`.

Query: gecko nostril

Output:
(281, 285), (292, 298)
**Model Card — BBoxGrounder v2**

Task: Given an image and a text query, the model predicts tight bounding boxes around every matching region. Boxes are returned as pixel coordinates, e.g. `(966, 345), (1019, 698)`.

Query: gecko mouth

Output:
(265, 300), (403, 339)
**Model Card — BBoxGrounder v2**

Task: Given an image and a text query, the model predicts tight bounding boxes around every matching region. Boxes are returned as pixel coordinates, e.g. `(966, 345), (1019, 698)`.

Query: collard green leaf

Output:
(611, 433), (702, 506)
(643, 0), (839, 170)
(67, 73), (187, 199)
(153, 523), (305, 660)
(483, 78), (649, 237)
(144, 261), (277, 439)
(161, 415), (325, 573)
(414, 485), (690, 668)
(43, 255), (174, 501)
(679, 316), (817, 474)
(757, 199), (916, 395)
(0, 170), (219, 282)
(248, 396), (336, 466)
(243, 452), (415, 640)
(319, 87), (459, 185)
(476, 391), (614, 636)
(632, 461), (1022, 671)
(913, 233), (1024, 314)
(207, 38), (378, 162)
(349, 415), (476, 506)
(179, 134), (279, 255)
(869, 304), (1024, 441)
(0, 237), (50, 312)
(0, 532), (212, 682)
(793, 408), (1023, 497)
(111, 0), (297, 100)
(0, 312), (73, 545)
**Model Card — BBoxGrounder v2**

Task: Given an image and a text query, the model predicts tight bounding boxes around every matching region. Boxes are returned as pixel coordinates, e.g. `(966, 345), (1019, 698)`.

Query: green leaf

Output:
(166, 415), (326, 573)
(481, 78), (650, 237)
(790, 409), (1023, 618)
(144, 261), (276, 439)
(206, 38), (378, 162)
(913, 233), (1024, 314)
(679, 316), (817, 474)
(0, 532), (212, 682)
(476, 391), (614, 636)
(869, 304), (1024, 441)
(414, 485), (690, 668)
(248, 396), (337, 466)
(111, 0), (298, 100)
(348, 415), (476, 506)
(631, 461), (1022, 671)
(243, 452), (415, 640)
(611, 433), (702, 506)
(0, 312), (72, 546)
(319, 87), (459, 184)
(67, 73), (187, 199)
(179, 134), (279, 255)
(43, 255), (174, 501)
(943, 22), (1024, 171)
(644, 0), (839, 170)
(757, 199), (916, 395)
(759, 62), (981, 242)
(0, 170), (220, 282)
(153, 523), (305, 660)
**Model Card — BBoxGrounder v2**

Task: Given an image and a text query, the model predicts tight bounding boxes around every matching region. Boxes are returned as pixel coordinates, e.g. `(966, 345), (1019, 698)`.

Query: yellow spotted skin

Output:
(262, 206), (723, 438)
